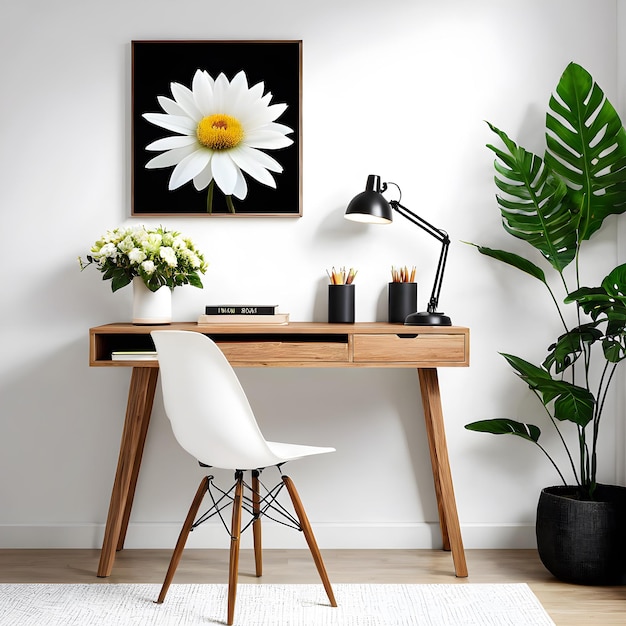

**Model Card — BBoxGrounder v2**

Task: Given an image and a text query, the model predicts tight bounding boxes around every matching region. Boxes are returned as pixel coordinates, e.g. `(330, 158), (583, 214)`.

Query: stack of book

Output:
(197, 305), (289, 325)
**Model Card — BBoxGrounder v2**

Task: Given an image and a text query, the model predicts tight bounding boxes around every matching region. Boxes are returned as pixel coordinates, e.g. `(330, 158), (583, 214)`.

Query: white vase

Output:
(132, 276), (172, 324)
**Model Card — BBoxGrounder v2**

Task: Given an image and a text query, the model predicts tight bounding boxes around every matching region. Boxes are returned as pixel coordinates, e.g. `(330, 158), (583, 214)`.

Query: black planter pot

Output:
(536, 484), (626, 585)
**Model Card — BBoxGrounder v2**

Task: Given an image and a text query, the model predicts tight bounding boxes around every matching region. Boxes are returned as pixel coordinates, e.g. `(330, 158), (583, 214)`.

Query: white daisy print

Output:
(142, 69), (294, 213)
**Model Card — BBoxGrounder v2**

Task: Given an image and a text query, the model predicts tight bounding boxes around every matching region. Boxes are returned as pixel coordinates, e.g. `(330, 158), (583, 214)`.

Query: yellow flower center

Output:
(196, 114), (244, 150)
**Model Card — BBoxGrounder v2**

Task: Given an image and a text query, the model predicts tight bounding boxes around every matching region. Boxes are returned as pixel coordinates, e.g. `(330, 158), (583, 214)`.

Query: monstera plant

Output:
(466, 62), (626, 503)
(466, 62), (626, 584)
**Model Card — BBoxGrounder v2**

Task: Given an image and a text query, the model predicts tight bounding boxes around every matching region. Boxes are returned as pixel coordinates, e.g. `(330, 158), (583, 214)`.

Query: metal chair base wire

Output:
(155, 465), (337, 625)
(193, 468), (302, 537)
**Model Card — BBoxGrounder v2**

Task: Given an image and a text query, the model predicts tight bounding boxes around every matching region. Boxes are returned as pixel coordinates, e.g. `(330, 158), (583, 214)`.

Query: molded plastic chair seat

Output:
(151, 330), (337, 625)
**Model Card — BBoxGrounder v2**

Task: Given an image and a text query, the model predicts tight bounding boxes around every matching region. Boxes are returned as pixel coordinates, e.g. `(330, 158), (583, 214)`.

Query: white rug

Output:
(0, 583), (555, 626)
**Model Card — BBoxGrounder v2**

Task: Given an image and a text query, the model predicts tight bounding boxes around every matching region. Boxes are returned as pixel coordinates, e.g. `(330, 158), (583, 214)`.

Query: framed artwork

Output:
(131, 40), (302, 217)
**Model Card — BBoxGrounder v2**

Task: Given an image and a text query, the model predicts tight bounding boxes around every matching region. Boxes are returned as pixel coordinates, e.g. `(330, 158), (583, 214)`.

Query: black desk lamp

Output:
(344, 174), (452, 326)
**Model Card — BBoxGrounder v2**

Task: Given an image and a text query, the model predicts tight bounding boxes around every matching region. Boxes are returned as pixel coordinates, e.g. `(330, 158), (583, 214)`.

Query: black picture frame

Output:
(131, 40), (302, 217)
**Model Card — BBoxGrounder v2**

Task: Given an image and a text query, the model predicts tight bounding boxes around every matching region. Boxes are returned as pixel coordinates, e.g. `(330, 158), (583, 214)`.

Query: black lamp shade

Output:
(344, 175), (393, 224)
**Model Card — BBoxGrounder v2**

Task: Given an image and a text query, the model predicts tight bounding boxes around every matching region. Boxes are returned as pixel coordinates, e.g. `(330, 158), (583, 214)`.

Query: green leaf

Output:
(465, 243), (547, 283)
(501, 352), (594, 426)
(143, 275), (164, 292)
(542, 324), (602, 373)
(465, 418), (541, 443)
(102, 266), (116, 281)
(486, 122), (577, 273)
(187, 272), (204, 288)
(552, 383), (594, 427)
(602, 337), (626, 363)
(545, 62), (626, 241)
(111, 271), (131, 293)
(566, 264), (626, 323)
(601, 263), (626, 299)
(500, 353), (552, 386)
(501, 353), (559, 404)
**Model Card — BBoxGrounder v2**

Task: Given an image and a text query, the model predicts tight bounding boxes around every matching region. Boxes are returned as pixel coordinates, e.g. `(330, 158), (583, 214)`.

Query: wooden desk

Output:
(90, 322), (470, 578)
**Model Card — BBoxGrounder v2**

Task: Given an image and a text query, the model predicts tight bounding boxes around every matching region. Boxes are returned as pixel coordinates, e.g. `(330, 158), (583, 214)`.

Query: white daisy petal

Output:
(211, 152), (239, 195)
(266, 122), (294, 135)
(235, 83), (266, 116)
(192, 69), (214, 115)
(146, 135), (197, 151)
(143, 113), (196, 135)
(229, 146), (277, 187)
(265, 102), (289, 121)
(224, 71), (249, 111)
(169, 149), (212, 190)
(157, 96), (188, 116)
(245, 130), (294, 149)
(230, 70), (249, 93)
(232, 168), (248, 200)
(248, 81), (265, 102)
(240, 103), (289, 130)
(170, 82), (203, 121)
(235, 145), (283, 172)
(145, 144), (197, 169)
(193, 159), (214, 191)
(212, 73), (230, 111)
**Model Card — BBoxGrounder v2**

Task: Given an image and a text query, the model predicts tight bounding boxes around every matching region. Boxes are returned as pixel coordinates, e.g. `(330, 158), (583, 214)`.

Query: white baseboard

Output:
(0, 522), (537, 550)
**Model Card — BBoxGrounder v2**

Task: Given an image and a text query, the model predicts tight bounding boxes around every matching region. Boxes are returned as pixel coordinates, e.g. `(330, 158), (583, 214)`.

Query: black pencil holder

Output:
(388, 282), (417, 323)
(328, 284), (355, 323)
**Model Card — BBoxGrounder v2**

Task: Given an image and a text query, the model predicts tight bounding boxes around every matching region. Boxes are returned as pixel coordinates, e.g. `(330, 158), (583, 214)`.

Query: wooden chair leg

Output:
(282, 475), (337, 608)
(156, 476), (209, 604)
(227, 474), (244, 626)
(252, 470), (263, 577)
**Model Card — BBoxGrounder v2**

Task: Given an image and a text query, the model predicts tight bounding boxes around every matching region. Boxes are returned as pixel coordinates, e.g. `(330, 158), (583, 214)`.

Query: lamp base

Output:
(404, 311), (452, 326)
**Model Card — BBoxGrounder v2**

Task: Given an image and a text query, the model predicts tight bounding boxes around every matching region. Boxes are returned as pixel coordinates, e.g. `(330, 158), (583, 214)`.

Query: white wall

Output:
(0, 0), (623, 550)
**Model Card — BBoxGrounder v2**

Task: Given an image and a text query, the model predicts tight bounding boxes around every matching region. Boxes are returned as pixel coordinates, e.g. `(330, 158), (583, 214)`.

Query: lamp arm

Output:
(429, 236), (450, 313)
(390, 200), (450, 313)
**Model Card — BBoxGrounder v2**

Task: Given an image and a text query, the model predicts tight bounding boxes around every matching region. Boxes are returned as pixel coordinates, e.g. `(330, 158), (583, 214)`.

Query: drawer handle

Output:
(396, 334), (418, 339)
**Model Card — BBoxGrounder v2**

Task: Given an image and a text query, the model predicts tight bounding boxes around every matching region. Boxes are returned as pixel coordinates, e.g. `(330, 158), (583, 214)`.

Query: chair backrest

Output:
(151, 330), (281, 470)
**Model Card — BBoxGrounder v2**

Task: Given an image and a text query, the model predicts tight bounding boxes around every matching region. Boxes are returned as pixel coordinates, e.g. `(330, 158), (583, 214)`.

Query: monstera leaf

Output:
(565, 264), (626, 363)
(484, 63), (626, 277)
(542, 324), (603, 374)
(566, 264), (626, 321)
(545, 62), (626, 241)
(486, 123), (574, 273)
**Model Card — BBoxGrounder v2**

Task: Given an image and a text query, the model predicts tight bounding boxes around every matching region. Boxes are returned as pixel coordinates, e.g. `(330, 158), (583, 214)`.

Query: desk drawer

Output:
(217, 340), (349, 362)
(353, 333), (467, 364)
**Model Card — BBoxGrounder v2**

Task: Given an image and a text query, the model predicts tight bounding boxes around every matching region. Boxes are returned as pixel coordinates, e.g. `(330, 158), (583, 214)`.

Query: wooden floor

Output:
(0, 549), (624, 624)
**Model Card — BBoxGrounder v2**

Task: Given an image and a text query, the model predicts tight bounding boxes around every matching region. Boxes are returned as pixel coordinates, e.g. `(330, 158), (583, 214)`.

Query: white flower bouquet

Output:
(80, 225), (208, 292)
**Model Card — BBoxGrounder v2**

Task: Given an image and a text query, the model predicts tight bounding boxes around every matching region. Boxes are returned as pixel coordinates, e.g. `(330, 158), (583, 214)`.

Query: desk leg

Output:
(97, 367), (159, 577)
(418, 368), (468, 578)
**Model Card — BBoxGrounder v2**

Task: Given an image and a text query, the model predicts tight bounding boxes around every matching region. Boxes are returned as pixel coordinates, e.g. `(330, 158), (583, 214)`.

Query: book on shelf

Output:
(111, 350), (158, 361)
(204, 305), (279, 315)
(197, 313), (289, 325)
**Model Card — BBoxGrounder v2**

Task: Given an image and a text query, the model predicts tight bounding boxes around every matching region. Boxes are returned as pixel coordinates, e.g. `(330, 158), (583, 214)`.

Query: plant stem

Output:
(226, 195), (236, 214)
(206, 180), (215, 213)
(544, 281), (569, 334)
(533, 388), (580, 484)
(535, 440), (569, 486)
(591, 361), (618, 487)
(579, 426), (589, 488)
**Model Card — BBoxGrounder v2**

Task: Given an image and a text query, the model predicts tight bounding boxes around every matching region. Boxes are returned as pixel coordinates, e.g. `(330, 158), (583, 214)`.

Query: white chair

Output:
(151, 330), (337, 625)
